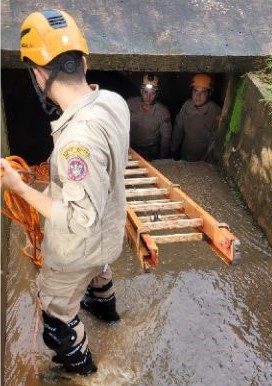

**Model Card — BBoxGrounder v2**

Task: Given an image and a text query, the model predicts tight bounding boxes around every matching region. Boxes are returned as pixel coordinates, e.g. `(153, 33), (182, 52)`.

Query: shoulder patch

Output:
(62, 146), (90, 159)
(68, 157), (88, 181)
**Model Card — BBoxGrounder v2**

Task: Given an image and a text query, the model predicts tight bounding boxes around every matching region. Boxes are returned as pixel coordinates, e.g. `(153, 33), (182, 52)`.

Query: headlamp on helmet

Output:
(141, 73), (159, 92)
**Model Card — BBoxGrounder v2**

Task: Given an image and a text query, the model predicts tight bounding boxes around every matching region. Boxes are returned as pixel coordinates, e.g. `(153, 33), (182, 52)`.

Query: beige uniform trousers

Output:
(37, 264), (113, 348)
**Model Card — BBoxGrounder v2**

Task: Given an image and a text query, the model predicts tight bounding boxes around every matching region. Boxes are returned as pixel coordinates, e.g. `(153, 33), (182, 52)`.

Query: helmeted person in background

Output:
(171, 74), (221, 162)
(0, 9), (129, 376)
(127, 73), (172, 161)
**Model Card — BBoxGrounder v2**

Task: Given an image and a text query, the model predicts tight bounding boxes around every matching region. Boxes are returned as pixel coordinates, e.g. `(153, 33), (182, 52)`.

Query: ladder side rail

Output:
(126, 204), (159, 256)
(126, 219), (151, 270)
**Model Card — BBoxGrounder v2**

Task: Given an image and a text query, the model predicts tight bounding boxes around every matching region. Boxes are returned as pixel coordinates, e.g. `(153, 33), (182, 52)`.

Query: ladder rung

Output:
(140, 218), (203, 231)
(126, 160), (140, 167)
(125, 177), (158, 186)
(128, 199), (171, 205)
(152, 233), (203, 243)
(130, 201), (183, 212)
(139, 213), (187, 222)
(126, 188), (169, 198)
(125, 168), (148, 176)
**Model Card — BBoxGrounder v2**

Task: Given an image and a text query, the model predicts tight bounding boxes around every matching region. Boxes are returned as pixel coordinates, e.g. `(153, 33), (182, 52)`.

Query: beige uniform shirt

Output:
(171, 99), (221, 161)
(127, 96), (172, 160)
(41, 85), (130, 272)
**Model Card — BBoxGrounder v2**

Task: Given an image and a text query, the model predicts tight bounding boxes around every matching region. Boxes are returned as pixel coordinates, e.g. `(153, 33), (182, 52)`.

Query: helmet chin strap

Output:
(28, 68), (62, 116)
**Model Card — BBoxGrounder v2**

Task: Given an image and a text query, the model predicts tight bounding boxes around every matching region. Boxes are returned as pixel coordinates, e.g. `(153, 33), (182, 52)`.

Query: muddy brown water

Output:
(4, 160), (272, 386)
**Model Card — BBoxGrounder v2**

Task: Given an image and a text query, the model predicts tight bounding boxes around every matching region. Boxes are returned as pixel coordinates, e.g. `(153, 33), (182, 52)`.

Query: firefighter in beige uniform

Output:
(127, 73), (172, 160)
(171, 74), (221, 162)
(0, 10), (129, 376)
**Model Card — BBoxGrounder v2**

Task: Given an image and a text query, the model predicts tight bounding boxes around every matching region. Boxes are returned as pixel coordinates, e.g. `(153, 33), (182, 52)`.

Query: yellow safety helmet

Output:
(20, 9), (89, 66)
(142, 73), (159, 91)
(191, 74), (213, 90)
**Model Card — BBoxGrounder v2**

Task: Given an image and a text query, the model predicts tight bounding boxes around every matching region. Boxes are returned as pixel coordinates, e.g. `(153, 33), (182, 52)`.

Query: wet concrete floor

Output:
(4, 160), (272, 386)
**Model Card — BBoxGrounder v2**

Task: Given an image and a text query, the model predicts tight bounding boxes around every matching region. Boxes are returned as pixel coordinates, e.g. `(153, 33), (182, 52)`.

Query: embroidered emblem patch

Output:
(63, 146), (90, 159)
(68, 157), (88, 181)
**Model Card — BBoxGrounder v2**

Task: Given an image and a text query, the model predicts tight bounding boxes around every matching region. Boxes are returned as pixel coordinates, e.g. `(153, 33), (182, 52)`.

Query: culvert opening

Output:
(2, 69), (229, 165)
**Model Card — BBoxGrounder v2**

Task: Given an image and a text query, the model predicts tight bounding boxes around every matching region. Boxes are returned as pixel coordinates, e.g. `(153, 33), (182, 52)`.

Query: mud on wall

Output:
(219, 74), (272, 245)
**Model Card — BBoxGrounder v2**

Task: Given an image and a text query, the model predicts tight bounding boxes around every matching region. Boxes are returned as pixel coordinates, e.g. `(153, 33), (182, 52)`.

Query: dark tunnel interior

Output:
(1, 69), (227, 165)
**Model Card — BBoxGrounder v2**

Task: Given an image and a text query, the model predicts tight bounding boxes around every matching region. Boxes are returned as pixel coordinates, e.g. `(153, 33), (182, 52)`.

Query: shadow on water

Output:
(4, 161), (272, 386)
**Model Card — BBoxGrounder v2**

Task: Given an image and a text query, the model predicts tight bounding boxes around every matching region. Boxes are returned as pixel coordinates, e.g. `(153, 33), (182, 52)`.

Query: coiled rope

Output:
(1, 156), (49, 268)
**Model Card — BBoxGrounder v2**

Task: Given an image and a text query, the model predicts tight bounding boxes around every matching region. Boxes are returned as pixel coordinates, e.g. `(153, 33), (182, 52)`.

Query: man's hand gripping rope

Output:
(0, 156), (47, 268)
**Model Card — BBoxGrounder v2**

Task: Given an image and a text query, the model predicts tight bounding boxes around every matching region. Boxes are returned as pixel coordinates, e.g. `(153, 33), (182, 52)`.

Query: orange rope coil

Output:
(1, 156), (49, 268)
(30, 162), (49, 183)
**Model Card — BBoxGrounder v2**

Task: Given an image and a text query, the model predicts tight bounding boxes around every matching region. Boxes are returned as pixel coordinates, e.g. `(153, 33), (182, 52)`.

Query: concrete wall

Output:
(2, 1), (272, 73)
(220, 74), (272, 245)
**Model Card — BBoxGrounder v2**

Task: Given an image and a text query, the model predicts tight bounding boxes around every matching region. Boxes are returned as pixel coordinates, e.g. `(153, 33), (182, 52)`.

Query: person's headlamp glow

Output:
(142, 84), (157, 93)
(141, 73), (159, 93)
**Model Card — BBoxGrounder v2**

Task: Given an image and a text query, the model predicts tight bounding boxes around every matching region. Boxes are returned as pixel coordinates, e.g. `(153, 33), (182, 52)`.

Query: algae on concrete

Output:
(225, 78), (246, 145)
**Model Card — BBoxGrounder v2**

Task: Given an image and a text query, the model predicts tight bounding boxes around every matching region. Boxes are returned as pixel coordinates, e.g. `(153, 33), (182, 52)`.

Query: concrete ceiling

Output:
(1, 0), (272, 72)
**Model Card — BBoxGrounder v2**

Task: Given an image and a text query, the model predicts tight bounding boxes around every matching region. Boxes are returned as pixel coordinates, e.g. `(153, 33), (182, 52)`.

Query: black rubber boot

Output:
(52, 351), (97, 376)
(52, 344), (97, 375)
(62, 347), (97, 376)
(80, 291), (120, 322)
(42, 312), (97, 376)
(52, 354), (63, 364)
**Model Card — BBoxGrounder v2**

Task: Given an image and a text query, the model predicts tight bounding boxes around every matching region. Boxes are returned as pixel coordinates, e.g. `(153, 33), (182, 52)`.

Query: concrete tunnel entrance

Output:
(2, 69), (229, 165)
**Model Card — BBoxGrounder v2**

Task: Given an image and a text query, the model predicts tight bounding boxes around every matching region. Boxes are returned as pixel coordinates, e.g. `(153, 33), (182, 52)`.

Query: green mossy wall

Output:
(222, 74), (272, 245)
(225, 78), (247, 144)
